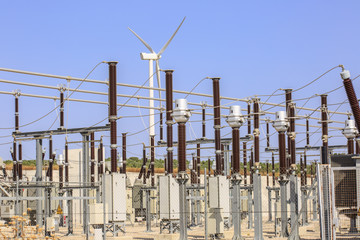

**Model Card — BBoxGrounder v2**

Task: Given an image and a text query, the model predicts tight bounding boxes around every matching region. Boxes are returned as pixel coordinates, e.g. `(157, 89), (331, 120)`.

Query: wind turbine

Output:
(128, 17), (186, 138)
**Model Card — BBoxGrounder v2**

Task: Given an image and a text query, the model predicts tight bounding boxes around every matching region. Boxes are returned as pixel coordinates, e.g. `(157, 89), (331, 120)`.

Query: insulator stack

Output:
(342, 71), (360, 130)
(18, 142), (22, 180)
(266, 161), (269, 187)
(65, 143), (69, 183)
(60, 88), (65, 129)
(250, 147), (254, 184)
(165, 70), (174, 175)
(202, 103), (206, 138)
(108, 62), (118, 173)
(90, 133), (95, 184)
(160, 111), (163, 141)
(150, 136), (155, 186)
(212, 78), (221, 175)
(122, 133), (127, 174)
(272, 152), (275, 186)
(232, 128), (240, 173)
(49, 138), (53, 181)
(243, 142), (247, 184)
(253, 98), (260, 163)
(285, 89), (292, 170)
(178, 123), (186, 172)
(12, 141), (17, 181)
(321, 95), (329, 164)
(197, 143), (200, 184)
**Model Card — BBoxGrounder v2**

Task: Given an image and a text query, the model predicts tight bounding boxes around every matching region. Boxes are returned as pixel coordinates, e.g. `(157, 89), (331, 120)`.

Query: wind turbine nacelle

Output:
(140, 52), (158, 60)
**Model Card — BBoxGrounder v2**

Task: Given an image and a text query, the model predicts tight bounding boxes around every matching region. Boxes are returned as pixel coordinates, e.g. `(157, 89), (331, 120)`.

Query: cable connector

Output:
(340, 70), (351, 80)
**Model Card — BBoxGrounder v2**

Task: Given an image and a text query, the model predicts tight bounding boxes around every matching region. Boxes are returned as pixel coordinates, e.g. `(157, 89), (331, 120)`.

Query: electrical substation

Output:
(0, 20), (360, 240)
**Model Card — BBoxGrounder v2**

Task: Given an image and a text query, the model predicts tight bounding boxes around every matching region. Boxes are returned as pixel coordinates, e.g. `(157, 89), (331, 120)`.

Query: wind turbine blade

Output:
(157, 17), (186, 56)
(155, 60), (162, 103)
(128, 27), (155, 53)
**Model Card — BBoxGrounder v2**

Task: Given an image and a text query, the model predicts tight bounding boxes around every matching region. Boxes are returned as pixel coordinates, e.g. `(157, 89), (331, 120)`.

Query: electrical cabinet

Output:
(159, 175), (179, 220)
(104, 173), (126, 222)
(89, 203), (108, 225)
(209, 176), (230, 218)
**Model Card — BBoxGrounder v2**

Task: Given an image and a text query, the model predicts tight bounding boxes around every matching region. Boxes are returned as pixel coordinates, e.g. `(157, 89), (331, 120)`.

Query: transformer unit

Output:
(159, 175), (179, 220)
(104, 173), (126, 222)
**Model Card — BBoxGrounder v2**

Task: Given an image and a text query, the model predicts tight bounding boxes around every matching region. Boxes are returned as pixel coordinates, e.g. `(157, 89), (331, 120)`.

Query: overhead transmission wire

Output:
(184, 77), (210, 99)
(0, 61), (106, 130)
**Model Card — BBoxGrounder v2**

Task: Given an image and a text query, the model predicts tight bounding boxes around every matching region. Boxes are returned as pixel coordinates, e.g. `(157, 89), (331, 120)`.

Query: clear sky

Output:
(0, 1), (359, 163)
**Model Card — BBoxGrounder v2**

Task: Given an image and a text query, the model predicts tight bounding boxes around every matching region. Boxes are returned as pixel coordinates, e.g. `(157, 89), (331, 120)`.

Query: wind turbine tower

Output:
(129, 17), (186, 140)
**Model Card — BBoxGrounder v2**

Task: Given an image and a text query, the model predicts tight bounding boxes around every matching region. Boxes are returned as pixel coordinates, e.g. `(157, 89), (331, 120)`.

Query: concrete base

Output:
(112, 236), (133, 240)
(154, 234), (180, 240)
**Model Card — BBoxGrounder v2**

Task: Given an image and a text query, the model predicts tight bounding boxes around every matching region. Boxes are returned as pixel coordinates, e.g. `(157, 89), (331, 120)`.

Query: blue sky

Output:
(0, 1), (359, 163)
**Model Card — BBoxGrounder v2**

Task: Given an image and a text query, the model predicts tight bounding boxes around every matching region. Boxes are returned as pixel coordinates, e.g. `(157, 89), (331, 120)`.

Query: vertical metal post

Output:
(278, 131), (289, 237)
(82, 133), (90, 236)
(212, 78), (222, 176)
(272, 152), (275, 186)
(160, 111), (164, 142)
(108, 61), (118, 173)
(231, 126), (242, 240)
(36, 138), (43, 228)
(285, 89), (292, 170)
(204, 168), (208, 240)
(12, 140), (17, 181)
(165, 70), (174, 175)
(252, 98), (264, 240)
(67, 189), (73, 235)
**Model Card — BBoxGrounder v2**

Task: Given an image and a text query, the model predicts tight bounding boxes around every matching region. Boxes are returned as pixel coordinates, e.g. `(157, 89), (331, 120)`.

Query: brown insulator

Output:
(285, 89), (292, 170)
(49, 138), (53, 181)
(306, 118), (310, 146)
(289, 104), (296, 165)
(243, 142), (247, 184)
(321, 95), (328, 164)
(12, 141), (17, 181)
(266, 120), (270, 148)
(150, 136), (155, 186)
(208, 158), (211, 176)
(343, 76), (360, 130)
(60, 90), (64, 129)
(160, 111), (163, 141)
(65, 143), (69, 183)
(279, 132), (287, 175)
(90, 132), (95, 184)
(212, 78), (221, 175)
(197, 143), (201, 184)
(165, 70), (174, 174)
(202, 104), (206, 138)
(15, 96), (19, 133)
(108, 61), (118, 173)
(347, 138), (354, 154)
(178, 123), (186, 172)
(232, 128), (240, 173)
(99, 140), (103, 177)
(253, 98), (260, 163)
(18, 142), (22, 180)
(356, 138), (360, 154)
(122, 133), (127, 174)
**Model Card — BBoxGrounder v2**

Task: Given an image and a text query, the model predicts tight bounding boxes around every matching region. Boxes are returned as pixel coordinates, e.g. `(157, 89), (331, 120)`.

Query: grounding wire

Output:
(184, 77), (210, 99)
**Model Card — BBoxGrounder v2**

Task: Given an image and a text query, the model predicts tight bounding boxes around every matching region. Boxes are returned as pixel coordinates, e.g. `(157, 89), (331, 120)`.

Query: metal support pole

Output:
(267, 187), (272, 222)
(91, 132), (95, 184)
(204, 168), (208, 240)
(67, 189), (73, 235)
(150, 136), (155, 186)
(82, 133), (90, 236)
(247, 188), (253, 229)
(36, 138), (43, 228)
(289, 171), (300, 240)
(278, 131), (289, 237)
(60, 87), (65, 129)
(145, 189), (152, 232)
